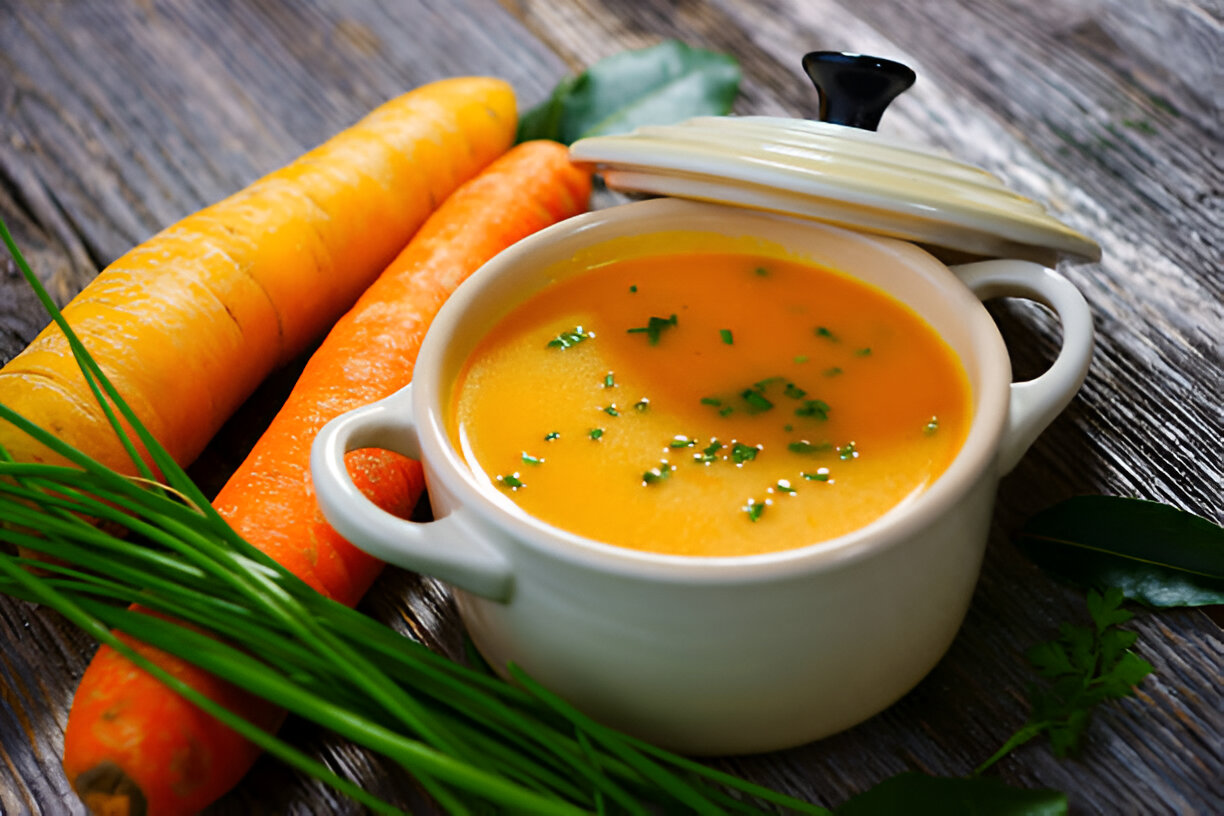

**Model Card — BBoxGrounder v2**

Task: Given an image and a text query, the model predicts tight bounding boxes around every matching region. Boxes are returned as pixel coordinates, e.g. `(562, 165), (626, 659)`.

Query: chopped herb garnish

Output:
(497, 473), (525, 489)
(627, 314), (678, 345)
(629, 285), (638, 293)
(783, 383), (806, 399)
(824, 367), (843, 377)
(603, 372), (615, 388)
(794, 355), (809, 364)
(695, 439), (723, 464)
(815, 326), (838, 341)
(839, 442), (858, 460)
(924, 416), (939, 435)
(855, 347), (873, 357)
(788, 440), (832, 455)
(754, 266), (769, 277)
(743, 499), (766, 521)
(603, 405), (620, 417)
(700, 396), (722, 407)
(544, 431), (560, 441)
(718, 406), (734, 417)
(547, 326), (592, 349)
(801, 468), (831, 482)
(720, 329), (734, 345)
(795, 399), (831, 421)
(740, 388), (773, 415)
(521, 453), (543, 466)
(634, 398), (650, 412)
(641, 462), (674, 485)
(730, 443), (759, 464)
(783, 424), (793, 432)
(669, 435), (696, 449)
(588, 428), (604, 440)
(774, 480), (796, 494)
(753, 376), (784, 391)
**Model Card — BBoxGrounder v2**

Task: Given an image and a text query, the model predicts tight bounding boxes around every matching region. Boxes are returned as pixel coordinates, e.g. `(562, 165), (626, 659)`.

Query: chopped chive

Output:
(774, 480), (796, 494)
(788, 440), (832, 455)
(669, 435), (696, 449)
(855, 347), (873, 357)
(700, 397), (722, 407)
(815, 326), (837, 341)
(694, 439), (723, 464)
(497, 473), (525, 489)
(627, 314), (678, 345)
(839, 442), (858, 460)
(743, 499), (766, 521)
(740, 389), (773, 414)
(783, 383), (806, 399)
(924, 416), (940, 435)
(720, 329), (734, 345)
(794, 354), (809, 364)
(603, 372), (615, 388)
(634, 398), (650, 412)
(641, 462), (673, 485)
(547, 326), (592, 349)
(629, 285), (638, 293)
(753, 376), (784, 391)
(603, 405), (620, 417)
(730, 443), (759, 464)
(795, 399), (831, 421)
(718, 406), (734, 417)
(824, 367), (843, 377)
(754, 266), (769, 277)
(521, 453), (543, 466)
(588, 428), (604, 440)
(801, 469), (831, 482)
(544, 431), (560, 441)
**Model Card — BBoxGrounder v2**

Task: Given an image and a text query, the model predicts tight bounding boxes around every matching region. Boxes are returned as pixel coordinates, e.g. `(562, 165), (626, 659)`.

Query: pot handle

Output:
(309, 385), (514, 601)
(951, 260), (1094, 475)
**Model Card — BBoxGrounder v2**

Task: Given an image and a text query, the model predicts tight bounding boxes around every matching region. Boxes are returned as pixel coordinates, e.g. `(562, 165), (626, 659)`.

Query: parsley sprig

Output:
(975, 588), (1153, 774)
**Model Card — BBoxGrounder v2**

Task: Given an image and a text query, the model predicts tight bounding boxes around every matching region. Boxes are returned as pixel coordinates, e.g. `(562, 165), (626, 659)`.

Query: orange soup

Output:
(449, 252), (971, 557)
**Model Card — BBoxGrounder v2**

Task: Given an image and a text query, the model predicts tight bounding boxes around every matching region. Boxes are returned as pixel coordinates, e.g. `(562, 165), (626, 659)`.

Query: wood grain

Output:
(1, 0), (1221, 813)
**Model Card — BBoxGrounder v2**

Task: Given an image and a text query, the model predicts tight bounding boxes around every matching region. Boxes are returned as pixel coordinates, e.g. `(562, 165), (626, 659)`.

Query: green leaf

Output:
(1016, 496), (1224, 607)
(836, 773), (1067, 816)
(516, 40), (740, 145)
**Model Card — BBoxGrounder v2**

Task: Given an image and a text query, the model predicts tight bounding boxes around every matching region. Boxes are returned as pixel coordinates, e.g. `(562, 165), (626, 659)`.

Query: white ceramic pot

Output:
(310, 198), (1093, 754)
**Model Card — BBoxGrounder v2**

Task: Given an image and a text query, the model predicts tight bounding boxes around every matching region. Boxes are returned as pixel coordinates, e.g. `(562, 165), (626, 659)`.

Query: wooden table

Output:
(1, 1), (1220, 813)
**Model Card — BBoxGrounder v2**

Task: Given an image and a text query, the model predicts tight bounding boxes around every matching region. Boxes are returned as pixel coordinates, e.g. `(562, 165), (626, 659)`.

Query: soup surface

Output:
(450, 251), (971, 557)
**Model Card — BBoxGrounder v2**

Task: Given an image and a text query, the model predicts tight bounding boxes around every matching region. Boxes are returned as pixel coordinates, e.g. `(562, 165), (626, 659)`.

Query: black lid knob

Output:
(801, 52), (916, 131)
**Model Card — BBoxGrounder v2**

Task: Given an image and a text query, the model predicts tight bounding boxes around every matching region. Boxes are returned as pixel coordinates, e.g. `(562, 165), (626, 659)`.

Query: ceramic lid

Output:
(568, 53), (1100, 265)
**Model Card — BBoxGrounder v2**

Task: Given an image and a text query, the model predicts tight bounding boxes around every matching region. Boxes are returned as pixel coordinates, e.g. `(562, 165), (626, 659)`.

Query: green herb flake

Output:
(824, 367), (843, 377)
(718, 406), (734, 417)
(743, 499), (766, 521)
(730, 443), (759, 464)
(700, 396), (722, 407)
(720, 328), (734, 345)
(794, 354), (809, 364)
(521, 453), (543, 466)
(634, 398), (651, 412)
(774, 479), (796, 494)
(669, 435), (696, 449)
(788, 440), (832, 455)
(603, 372), (615, 388)
(838, 441), (858, 460)
(627, 313), (678, 345)
(629, 284), (638, 293)
(855, 347), (873, 357)
(588, 428), (604, 440)
(783, 383), (806, 399)
(924, 416), (939, 435)
(544, 431), (560, 441)
(753, 266), (770, 277)
(641, 462), (674, 485)
(740, 388), (774, 415)
(815, 326), (838, 342)
(795, 399), (831, 421)
(497, 473), (525, 490)
(695, 439), (723, 464)
(801, 469), (831, 482)
(603, 405), (620, 417)
(547, 326), (592, 350)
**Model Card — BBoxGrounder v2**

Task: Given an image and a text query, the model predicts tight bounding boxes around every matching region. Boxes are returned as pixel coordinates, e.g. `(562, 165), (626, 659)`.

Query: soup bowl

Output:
(310, 197), (1092, 754)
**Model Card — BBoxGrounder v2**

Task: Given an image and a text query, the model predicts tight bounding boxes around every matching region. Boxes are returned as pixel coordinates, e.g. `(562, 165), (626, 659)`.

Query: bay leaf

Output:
(516, 40), (740, 145)
(1016, 496), (1224, 607)
(836, 773), (1067, 815)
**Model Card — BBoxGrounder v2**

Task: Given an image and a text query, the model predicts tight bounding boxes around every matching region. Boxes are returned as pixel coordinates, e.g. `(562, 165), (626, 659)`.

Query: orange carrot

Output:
(0, 77), (515, 478)
(62, 141), (593, 815)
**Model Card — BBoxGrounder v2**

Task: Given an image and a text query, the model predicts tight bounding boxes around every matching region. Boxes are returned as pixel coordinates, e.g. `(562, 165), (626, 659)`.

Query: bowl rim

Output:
(414, 198), (1011, 584)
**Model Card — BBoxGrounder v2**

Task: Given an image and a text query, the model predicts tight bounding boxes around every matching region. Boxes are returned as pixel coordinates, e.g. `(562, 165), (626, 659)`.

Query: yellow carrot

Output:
(0, 77), (516, 476)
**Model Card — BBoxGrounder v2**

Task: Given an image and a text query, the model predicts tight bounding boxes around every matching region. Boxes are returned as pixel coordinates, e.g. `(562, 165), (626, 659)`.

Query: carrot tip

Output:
(73, 761), (147, 816)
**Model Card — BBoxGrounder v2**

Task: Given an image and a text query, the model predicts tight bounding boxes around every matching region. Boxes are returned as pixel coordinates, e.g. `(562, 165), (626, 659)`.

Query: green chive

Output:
(603, 405), (620, 417)
(700, 397), (722, 407)
(669, 436), (696, 449)
(774, 480), (796, 494)
(801, 469), (831, 482)
(839, 442), (858, 460)
(753, 266), (769, 277)
(629, 285), (638, 293)
(788, 440), (832, 455)
(588, 428), (604, 440)
(794, 355), (809, 364)
(544, 431), (560, 441)
(521, 453), (543, 466)
(498, 474), (525, 489)
(603, 373), (615, 388)
(627, 314), (678, 345)
(740, 389), (773, 414)
(815, 326), (837, 341)
(634, 399), (650, 412)
(720, 329), (733, 345)
(824, 367), (843, 377)
(795, 399), (830, 421)
(641, 462), (673, 485)
(743, 500), (766, 521)
(730, 443), (759, 464)
(546, 326), (592, 350)
(855, 347), (872, 357)
(783, 383), (806, 399)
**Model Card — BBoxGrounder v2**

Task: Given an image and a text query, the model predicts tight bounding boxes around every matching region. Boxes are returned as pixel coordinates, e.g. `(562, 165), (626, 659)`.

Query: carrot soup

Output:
(449, 252), (972, 557)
